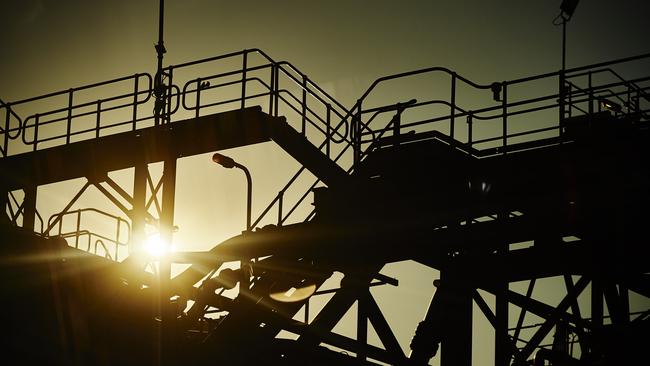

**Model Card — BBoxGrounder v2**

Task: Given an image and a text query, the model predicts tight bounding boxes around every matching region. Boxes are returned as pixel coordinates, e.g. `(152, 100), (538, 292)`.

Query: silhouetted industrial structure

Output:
(1, 46), (649, 365)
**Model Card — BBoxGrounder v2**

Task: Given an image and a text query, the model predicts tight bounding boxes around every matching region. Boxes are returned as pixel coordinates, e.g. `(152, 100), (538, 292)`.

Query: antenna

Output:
(154, 0), (167, 125)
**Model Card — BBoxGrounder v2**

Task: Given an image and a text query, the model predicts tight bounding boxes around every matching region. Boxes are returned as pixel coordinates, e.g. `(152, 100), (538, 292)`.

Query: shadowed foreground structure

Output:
(1, 49), (649, 365)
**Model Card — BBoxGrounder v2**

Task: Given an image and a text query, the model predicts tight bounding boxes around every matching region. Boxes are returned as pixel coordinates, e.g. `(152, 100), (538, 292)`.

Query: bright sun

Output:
(143, 233), (174, 257)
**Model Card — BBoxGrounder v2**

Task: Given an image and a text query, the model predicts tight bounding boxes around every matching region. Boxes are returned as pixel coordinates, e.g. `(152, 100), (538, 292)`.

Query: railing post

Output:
(33, 114), (39, 151)
(588, 71), (594, 116)
(450, 73), (456, 139)
(501, 82), (507, 155)
(277, 190), (284, 226)
(274, 65), (280, 117)
(567, 83), (573, 118)
(96, 100), (102, 138)
(559, 68), (566, 137)
(466, 112), (473, 147)
(301, 74), (307, 135)
(3, 105), (10, 157)
(326, 103), (331, 158)
(353, 102), (362, 167)
(67, 89), (73, 144)
(241, 51), (248, 110)
(166, 67), (174, 124)
(269, 63), (275, 114)
(196, 77), (202, 118)
(132, 74), (139, 131)
(75, 210), (81, 249)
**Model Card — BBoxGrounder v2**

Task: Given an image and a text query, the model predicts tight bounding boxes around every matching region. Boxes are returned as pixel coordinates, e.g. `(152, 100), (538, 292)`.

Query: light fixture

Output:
(560, 0), (580, 20)
(212, 153), (236, 169)
(600, 99), (622, 113)
(212, 153), (252, 231)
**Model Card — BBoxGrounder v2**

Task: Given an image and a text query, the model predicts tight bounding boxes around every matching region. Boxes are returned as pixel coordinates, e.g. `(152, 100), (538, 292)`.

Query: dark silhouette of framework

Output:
(1, 48), (649, 366)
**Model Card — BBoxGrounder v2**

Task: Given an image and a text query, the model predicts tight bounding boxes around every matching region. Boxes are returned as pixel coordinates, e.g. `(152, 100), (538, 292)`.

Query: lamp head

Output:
(560, 0), (580, 20)
(212, 153), (236, 168)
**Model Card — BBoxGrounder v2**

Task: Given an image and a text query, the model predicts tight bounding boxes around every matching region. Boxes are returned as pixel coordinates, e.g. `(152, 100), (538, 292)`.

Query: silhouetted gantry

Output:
(1, 49), (649, 365)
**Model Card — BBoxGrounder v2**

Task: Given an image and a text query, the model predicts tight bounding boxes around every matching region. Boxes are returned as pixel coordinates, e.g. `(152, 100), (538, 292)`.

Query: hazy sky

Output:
(2, 1), (649, 365)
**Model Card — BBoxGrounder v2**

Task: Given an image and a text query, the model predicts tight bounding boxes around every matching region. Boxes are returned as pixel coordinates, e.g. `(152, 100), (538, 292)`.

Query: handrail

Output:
(0, 98), (24, 157)
(58, 230), (119, 260)
(3, 49), (649, 236)
(47, 208), (130, 261)
(352, 53), (650, 159)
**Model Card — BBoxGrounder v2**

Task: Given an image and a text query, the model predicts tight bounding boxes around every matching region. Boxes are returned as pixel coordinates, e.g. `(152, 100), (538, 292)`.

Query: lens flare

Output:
(143, 233), (173, 257)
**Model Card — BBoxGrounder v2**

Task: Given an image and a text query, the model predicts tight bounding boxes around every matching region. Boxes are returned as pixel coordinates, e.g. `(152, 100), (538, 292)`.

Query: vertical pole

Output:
(326, 104), (331, 158)
(196, 77), (202, 118)
(66, 89), (73, 144)
(440, 273), (472, 366)
(591, 279), (603, 327)
(75, 210), (81, 248)
(166, 67), (173, 124)
(354, 102), (362, 167)
(277, 190), (284, 226)
(495, 268), (510, 365)
(357, 291), (368, 361)
(132, 75), (139, 131)
(301, 75), (307, 135)
(23, 184), (37, 232)
(96, 100), (102, 139)
(3, 106), (10, 156)
(392, 107), (400, 148)
(562, 19), (567, 72)
(242, 166), (252, 232)
(274, 66), (279, 117)
(495, 215), (510, 365)
(559, 19), (567, 138)
(588, 72), (593, 116)
(33, 114), (39, 151)
(269, 64), (275, 114)
(501, 83), (508, 154)
(159, 157), (177, 365)
(466, 112), (473, 147)
(450, 73), (456, 139)
(0, 183), (8, 225)
(241, 51), (248, 110)
(132, 161), (147, 258)
(154, 0), (166, 126)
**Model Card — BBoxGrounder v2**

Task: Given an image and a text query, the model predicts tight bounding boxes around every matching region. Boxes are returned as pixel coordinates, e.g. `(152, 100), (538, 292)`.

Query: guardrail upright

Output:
(501, 82), (508, 154)
(241, 51), (248, 110)
(450, 72), (457, 140)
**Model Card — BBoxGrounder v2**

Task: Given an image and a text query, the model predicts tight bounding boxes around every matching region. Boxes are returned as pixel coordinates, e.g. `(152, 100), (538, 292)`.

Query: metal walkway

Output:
(1, 49), (650, 366)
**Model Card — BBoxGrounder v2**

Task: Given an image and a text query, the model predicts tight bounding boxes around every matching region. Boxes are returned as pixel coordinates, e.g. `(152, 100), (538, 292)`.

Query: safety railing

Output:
(165, 49), (353, 227)
(173, 49), (351, 154)
(47, 208), (130, 261)
(3, 50), (649, 234)
(1, 49), (353, 228)
(351, 52), (650, 161)
(0, 98), (23, 158)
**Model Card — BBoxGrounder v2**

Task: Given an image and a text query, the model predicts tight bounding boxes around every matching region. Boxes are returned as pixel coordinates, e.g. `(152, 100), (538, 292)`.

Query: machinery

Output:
(1, 47), (649, 365)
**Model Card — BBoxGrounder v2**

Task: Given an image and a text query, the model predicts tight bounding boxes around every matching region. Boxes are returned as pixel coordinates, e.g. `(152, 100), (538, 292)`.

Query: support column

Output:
(440, 272), (473, 366)
(0, 183), (8, 225)
(357, 290), (368, 361)
(132, 160), (147, 257)
(23, 184), (37, 232)
(159, 157), (177, 365)
(495, 248), (510, 365)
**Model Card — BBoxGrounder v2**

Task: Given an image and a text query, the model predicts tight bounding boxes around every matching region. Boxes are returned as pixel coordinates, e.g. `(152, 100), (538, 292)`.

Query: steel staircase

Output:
(1, 49), (650, 366)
